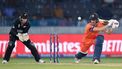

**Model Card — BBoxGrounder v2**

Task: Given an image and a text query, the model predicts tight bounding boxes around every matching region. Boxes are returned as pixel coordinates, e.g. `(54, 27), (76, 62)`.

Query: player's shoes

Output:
(74, 58), (80, 63)
(38, 59), (46, 63)
(93, 59), (100, 64)
(2, 60), (8, 64)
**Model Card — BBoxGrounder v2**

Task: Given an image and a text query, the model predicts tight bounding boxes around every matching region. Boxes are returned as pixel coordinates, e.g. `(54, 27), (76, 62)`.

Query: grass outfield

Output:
(0, 57), (122, 69)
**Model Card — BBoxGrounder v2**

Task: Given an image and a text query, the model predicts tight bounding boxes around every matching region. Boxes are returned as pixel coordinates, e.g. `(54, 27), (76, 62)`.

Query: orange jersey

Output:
(82, 21), (105, 44)
(80, 21), (105, 52)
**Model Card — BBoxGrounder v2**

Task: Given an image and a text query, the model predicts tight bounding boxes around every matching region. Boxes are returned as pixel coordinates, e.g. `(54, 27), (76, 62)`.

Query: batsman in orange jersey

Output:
(75, 13), (114, 64)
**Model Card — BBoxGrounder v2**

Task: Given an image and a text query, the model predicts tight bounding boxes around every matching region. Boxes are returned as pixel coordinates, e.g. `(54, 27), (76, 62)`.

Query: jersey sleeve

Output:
(10, 20), (18, 35)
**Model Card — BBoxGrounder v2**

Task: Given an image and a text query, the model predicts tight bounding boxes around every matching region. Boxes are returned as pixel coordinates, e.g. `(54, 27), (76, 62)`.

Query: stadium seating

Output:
(0, 0), (122, 26)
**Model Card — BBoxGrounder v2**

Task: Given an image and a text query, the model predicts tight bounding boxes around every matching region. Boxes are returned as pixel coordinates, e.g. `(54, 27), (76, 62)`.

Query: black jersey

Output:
(9, 19), (30, 36)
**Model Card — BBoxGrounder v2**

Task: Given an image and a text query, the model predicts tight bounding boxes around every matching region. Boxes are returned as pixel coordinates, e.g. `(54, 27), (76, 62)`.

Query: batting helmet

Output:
(89, 13), (99, 21)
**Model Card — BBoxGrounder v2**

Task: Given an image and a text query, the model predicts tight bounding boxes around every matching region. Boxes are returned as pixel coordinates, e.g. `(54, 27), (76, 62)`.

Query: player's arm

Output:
(10, 20), (19, 35)
(93, 19), (119, 32)
(92, 25), (110, 31)
(98, 19), (109, 25)
(23, 23), (30, 33)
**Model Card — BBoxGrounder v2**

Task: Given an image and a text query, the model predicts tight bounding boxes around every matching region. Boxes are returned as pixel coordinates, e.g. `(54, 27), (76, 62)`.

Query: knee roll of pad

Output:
(30, 42), (35, 47)
(8, 41), (15, 47)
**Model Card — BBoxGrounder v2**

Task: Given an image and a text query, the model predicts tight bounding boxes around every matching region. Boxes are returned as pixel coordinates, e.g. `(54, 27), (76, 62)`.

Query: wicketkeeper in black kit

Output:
(2, 13), (45, 64)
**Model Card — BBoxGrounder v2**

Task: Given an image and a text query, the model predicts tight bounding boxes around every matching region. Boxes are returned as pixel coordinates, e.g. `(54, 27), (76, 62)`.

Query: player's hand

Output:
(16, 33), (21, 37)
(22, 33), (29, 41)
(108, 19), (119, 29)
(108, 19), (114, 26)
(16, 33), (24, 41)
(111, 20), (119, 29)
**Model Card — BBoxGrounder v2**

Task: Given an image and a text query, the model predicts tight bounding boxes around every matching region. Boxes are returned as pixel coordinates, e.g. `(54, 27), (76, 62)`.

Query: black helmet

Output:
(89, 13), (99, 21)
(21, 13), (28, 19)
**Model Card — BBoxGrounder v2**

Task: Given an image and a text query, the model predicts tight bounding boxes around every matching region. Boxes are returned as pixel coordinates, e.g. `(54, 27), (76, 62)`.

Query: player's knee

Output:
(30, 42), (35, 47)
(75, 52), (87, 59)
(23, 40), (34, 46)
(8, 41), (15, 48)
(26, 42), (36, 49)
(96, 35), (104, 44)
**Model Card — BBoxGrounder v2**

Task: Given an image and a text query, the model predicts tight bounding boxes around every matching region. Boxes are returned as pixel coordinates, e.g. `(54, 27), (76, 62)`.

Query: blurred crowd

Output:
(0, 0), (122, 26)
